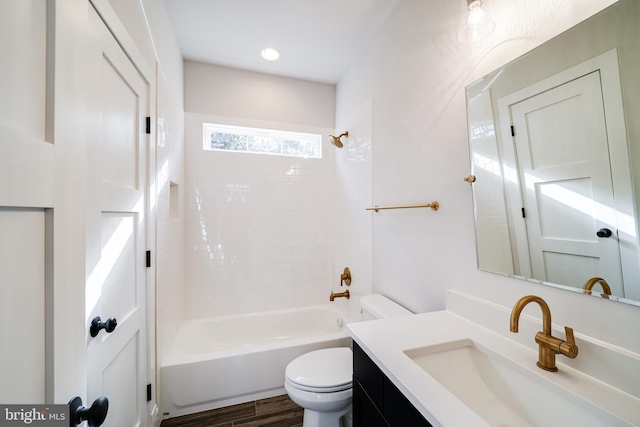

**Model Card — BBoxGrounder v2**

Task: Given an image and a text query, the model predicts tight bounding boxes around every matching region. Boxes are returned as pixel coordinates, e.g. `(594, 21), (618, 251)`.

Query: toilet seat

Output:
(285, 347), (352, 393)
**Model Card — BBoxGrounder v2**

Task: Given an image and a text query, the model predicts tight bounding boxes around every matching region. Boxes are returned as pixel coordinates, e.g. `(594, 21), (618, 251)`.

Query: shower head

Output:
(329, 131), (349, 148)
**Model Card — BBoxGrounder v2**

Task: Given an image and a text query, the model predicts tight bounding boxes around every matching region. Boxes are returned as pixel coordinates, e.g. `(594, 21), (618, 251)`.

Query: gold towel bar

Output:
(366, 201), (439, 212)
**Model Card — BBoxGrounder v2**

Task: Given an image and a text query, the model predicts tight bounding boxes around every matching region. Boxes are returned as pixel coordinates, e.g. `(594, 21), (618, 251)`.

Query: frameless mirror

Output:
(466, 0), (640, 306)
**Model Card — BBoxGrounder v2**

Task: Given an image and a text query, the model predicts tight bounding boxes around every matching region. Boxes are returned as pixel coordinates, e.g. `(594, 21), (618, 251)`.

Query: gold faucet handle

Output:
(340, 267), (351, 286)
(559, 327), (579, 359)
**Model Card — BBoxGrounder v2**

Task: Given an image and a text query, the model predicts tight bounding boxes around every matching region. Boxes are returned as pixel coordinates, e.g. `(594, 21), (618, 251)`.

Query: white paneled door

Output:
(1, 1), (153, 426)
(0, 0), (52, 405)
(0, 209), (47, 403)
(85, 5), (150, 427)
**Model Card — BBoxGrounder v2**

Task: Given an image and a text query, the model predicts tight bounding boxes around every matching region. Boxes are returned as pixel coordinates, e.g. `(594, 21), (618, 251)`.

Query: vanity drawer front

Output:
(353, 342), (432, 427)
(383, 376), (432, 427)
(353, 341), (385, 409)
(353, 378), (389, 427)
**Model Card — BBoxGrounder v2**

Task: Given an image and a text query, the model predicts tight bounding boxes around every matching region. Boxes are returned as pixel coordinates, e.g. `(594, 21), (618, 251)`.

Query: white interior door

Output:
(0, 0), (52, 404)
(509, 71), (623, 294)
(85, 5), (149, 426)
(0, 209), (47, 402)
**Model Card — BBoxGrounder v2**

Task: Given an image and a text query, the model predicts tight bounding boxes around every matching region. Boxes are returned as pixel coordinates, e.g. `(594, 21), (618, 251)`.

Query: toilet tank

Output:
(360, 294), (412, 320)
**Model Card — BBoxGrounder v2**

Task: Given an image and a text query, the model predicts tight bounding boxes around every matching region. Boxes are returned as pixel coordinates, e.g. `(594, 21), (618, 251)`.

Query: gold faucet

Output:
(330, 289), (350, 301)
(583, 277), (612, 298)
(510, 295), (578, 372)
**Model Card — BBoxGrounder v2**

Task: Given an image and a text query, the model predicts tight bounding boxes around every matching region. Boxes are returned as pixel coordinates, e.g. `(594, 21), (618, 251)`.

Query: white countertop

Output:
(347, 310), (640, 427)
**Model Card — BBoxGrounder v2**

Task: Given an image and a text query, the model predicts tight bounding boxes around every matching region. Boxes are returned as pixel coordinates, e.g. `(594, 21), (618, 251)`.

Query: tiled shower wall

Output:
(156, 73), (185, 360)
(183, 113), (337, 318)
(334, 99), (373, 300)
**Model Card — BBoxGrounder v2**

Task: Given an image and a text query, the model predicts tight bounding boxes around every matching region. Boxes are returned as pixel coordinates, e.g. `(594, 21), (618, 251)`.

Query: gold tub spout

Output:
(330, 290), (350, 301)
(510, 295), (579, 372)
(583, 277), (612, 298)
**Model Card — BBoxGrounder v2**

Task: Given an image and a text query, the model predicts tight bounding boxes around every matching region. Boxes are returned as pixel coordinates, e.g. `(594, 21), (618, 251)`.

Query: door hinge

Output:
(147, 383), (152, 402)
(522, 207), (526, 218)
(145, 117), (151, 134)
(511, 126), (515, 137)
(146, 250), (151, 268)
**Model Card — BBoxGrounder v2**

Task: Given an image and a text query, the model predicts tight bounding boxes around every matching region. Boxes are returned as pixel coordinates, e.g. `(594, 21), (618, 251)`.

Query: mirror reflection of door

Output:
(503, 71), (624, 295)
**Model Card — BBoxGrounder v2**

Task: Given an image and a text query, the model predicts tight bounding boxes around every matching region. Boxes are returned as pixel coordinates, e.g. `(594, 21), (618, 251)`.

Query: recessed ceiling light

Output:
(261, 47), (280, 61)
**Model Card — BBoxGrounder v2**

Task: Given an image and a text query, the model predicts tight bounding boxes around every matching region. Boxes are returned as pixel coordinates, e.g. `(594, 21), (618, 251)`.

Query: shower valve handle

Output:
(340, 267), (351, 286)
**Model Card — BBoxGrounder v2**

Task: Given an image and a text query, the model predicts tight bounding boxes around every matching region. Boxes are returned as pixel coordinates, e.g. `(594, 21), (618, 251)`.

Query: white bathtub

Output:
(160, 302), (359, 419)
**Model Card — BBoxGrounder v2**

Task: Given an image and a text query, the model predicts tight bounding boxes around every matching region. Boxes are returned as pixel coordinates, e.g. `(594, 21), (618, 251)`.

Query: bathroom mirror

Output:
(466, 0), (640, 306)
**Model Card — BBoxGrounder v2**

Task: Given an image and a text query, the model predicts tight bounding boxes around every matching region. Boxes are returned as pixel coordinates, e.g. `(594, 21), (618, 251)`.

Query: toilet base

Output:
(302, 404), (352, 427)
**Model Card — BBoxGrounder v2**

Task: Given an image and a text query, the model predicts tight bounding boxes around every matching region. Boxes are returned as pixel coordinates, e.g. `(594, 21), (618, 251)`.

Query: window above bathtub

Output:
(203, 123), (322, 159)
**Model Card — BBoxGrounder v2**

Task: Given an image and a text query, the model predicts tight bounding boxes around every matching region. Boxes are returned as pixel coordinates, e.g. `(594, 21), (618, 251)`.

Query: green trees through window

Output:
(204, 123), (322, 159)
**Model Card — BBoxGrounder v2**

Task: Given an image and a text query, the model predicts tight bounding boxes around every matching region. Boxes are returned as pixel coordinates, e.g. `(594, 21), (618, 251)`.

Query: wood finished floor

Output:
(159, 394), (303, 427)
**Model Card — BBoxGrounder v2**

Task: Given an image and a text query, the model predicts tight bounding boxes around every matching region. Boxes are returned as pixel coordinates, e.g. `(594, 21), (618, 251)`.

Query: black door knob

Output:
(596, 228), (613, 238)
(68, 396), (109, 427)
(90, 316), (117, 337)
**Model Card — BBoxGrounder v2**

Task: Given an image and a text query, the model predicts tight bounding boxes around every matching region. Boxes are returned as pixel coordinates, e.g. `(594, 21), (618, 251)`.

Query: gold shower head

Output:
(329, 131), (349, 148)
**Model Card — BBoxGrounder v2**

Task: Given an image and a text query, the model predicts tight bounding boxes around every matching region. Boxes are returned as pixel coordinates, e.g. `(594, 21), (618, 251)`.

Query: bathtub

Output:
(160, 302), (359, 419)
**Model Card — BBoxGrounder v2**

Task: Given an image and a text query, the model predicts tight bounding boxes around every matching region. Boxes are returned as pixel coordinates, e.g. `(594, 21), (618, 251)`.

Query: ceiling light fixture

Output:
(459, 0), (495, 43)
(261, 47), (280, 61)
(467, 0), (483, 10)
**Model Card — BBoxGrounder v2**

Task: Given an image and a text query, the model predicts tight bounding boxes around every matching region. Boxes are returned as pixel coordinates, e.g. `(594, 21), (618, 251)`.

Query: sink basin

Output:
(404, 339), (630, 427)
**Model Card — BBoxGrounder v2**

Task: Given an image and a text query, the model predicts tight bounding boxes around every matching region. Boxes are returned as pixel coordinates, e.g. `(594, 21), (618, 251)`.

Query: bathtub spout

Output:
(330, 290), (350, 301)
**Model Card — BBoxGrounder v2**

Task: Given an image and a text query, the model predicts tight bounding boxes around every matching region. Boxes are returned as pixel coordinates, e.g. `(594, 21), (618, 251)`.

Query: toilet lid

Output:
(286, 347), (353, 390)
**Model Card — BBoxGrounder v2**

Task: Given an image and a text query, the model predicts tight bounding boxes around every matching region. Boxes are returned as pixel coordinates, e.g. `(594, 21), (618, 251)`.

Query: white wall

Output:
(140, 0), (187, 370)
(334, 99), (374, 302)
(466, 90), (514, 275)
(336, 0), (640, 354)
(183, 63), (338, 317)
(185, 61), (335, 128)
(155, 77), (185, 362)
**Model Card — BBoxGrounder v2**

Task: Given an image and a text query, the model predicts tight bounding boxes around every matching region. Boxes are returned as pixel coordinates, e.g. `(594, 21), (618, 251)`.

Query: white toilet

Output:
(284, 294), (412, 427)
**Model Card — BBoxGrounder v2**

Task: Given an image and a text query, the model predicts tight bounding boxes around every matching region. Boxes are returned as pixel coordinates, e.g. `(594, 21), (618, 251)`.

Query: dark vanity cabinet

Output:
(353, 342), (432, 427)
